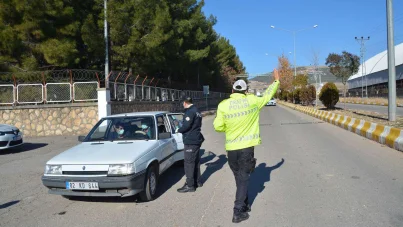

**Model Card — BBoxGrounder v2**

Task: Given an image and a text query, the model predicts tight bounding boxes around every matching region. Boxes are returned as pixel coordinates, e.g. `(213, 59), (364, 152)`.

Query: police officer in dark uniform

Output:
(176, 97), (205, 193)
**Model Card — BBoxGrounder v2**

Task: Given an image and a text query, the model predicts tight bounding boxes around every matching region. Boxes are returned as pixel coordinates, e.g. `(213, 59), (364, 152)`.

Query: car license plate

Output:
(66, 182), (99, 190)
(13, 135), (21, 141)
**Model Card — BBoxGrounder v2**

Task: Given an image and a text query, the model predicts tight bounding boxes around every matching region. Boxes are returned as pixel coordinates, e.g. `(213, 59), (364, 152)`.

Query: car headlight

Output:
(45, 165), (62, 175)
(108, 164), (135, 176)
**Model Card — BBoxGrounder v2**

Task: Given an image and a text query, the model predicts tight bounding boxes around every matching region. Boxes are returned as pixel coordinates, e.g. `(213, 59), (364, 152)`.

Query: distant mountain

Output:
(250, 66), (342, 84)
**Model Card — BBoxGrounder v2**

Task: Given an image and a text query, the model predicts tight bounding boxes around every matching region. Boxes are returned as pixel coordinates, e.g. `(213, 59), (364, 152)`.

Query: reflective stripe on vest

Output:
(223, 107), (259, 119)
(226, 133), (260, 144)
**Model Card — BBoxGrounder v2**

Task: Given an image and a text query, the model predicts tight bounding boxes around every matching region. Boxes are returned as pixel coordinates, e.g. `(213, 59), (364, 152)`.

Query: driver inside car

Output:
(110, 123), (128, 140)
(135, 124), (151, 139)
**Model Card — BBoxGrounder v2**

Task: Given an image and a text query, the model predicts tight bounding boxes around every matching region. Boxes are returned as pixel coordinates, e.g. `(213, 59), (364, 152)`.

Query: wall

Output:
(0, 103), (98, 137)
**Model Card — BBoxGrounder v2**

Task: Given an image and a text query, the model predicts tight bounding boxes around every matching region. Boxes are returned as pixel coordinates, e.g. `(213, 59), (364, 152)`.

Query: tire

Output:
(139, 165), (158, 202)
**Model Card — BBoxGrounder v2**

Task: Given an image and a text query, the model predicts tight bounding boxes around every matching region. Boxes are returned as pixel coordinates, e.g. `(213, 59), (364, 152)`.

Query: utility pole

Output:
(355, 36), (370, 98)
(387, 0), (396, 121)
(104, 0), (109, 88)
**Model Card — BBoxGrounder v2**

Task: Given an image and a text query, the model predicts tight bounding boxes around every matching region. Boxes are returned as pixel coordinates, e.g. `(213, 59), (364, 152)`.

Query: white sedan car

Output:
(0, 124), (23, 150)
(266, 98), (277, 106)
(42, 111), (185, 202)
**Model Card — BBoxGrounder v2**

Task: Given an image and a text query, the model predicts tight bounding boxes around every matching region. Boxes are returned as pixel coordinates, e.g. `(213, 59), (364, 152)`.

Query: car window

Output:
(86, 116), (156, 141)
(167, 114), (183, 133)
(156, 116), (168, 134)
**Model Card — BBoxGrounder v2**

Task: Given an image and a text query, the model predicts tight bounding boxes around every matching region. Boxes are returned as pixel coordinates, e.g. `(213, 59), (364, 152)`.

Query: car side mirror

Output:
(159, 132), (171, 140)
(78, 136), (86, 142)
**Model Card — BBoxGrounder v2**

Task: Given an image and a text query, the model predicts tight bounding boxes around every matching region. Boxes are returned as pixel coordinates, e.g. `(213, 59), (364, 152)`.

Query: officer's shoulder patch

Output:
(185, 117), (190, 121)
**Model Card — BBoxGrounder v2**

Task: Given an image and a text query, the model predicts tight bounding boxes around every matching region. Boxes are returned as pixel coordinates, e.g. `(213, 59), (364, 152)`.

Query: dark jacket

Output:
(178, 105), (204, 145)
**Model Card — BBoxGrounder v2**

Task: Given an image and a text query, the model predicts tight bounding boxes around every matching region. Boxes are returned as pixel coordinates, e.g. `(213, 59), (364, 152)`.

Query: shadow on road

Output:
(201, 154), (227, 184)
(249, 158), (285, 206)
(0, 143), (48, 155)
(0, 200), (20, 209)
(155, 164), (185, 199)
(200, 149), (216, 164)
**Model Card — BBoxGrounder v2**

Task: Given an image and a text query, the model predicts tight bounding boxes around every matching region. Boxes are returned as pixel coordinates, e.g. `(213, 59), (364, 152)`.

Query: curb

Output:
(340, 100), (403, 107)
(279, 101), (403, 152)
(201, 110), (216, 117)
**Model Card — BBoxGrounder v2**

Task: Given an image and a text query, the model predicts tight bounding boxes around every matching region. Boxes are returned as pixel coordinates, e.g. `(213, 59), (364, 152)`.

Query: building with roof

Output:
(347, 43), (403, 97)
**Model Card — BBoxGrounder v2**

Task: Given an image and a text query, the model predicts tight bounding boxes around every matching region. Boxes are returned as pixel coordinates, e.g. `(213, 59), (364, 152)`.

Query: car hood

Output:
(47, 140), (159, 165)
(0, 124), (18, 132)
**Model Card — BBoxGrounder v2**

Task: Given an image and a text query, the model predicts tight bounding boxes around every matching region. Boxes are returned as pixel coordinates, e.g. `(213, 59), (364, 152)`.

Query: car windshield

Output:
(85, 116), (156, 141)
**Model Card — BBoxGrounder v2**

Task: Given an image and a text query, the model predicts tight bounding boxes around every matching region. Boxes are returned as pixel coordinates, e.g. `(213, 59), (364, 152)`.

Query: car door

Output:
(156, 115), (175, 173)
(166, 113), (184, 151)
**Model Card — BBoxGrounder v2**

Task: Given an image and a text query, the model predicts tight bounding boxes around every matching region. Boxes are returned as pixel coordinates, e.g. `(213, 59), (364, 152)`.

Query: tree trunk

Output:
(343, 83), (346, 110)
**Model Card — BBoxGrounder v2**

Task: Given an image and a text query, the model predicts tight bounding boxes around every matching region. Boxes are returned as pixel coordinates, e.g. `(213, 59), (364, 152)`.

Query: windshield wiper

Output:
(117, 141), (133, 144)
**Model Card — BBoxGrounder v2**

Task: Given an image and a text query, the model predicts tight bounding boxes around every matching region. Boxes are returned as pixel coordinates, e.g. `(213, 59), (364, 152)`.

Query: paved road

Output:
(336, 102), (403, 116)
(1, 106), (403, 227)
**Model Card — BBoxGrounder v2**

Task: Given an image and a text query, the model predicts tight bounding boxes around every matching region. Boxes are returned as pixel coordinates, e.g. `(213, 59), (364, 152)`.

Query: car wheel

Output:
(139, 165), (158, 202)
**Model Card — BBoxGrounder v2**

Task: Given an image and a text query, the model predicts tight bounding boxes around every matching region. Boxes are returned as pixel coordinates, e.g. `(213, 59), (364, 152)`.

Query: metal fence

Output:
(0, 69), (230, 105)
(0, 85), (14, 105)
(17, 84), (43, 104)
(73, 82), (99, 101)
(46, 83), (71, 103)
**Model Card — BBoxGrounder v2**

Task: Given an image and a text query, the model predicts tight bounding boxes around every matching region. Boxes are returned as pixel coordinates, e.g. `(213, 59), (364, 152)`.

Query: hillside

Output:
(250, 66), (342, 84)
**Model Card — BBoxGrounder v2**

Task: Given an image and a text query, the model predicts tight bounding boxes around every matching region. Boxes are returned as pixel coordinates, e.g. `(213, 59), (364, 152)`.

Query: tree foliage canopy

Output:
(277, 54), (293, 92)
(0, 0), (245, 90)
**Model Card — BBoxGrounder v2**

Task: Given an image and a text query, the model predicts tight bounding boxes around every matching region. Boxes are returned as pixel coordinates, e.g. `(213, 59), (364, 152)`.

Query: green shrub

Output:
(319, 82), (339, 109)
(301, 85), (316, 105)
(293, 88), (301, 104)
(279, 90), (289, 101)
(287, 91), (293, 102)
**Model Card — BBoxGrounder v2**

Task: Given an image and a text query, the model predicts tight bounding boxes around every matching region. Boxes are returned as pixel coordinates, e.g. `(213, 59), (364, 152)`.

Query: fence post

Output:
(124, 72), (132, 101)
(12, 74), (16, 106)
(142, 76), (148, 100)
(97, 88), (111, 120)
(133, 74), (139, 101)
(114, 72), (122, 100)
(69, 70), (74, 103)
(42, 72), (47, 104)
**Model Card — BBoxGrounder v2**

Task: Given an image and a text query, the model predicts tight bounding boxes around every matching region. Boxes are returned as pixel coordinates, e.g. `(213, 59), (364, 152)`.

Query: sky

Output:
(202, 0), (403, 77)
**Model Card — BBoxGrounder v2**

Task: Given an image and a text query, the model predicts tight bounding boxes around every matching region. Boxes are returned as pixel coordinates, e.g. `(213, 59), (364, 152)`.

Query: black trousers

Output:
(184, 144), (201, 187)
(227, 147), (255, 210)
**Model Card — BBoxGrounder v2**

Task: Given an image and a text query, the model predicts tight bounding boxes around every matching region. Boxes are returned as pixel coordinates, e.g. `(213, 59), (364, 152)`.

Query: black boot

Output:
(242, 204), (251, 212)
(177, 183), (196, 193)
(232, 208), (249, 223)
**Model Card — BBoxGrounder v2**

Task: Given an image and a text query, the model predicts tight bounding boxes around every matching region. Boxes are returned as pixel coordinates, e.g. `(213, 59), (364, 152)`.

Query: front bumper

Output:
(0, 135), (23, 150)
(42, 171), (146, 197)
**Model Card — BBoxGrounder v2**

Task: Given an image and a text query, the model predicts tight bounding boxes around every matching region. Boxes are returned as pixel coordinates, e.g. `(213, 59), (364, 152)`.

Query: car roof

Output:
(105, 111), (169, 118)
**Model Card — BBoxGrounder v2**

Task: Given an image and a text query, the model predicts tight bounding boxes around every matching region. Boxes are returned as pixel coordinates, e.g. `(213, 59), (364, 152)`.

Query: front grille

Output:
(0, 141), (8, 147)
(9, 139), (22, 146)
(62, 171), (108, 175)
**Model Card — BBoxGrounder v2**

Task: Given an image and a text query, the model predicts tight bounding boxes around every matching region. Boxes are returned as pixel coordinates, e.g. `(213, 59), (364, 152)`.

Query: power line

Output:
(355, 36), (370, 98)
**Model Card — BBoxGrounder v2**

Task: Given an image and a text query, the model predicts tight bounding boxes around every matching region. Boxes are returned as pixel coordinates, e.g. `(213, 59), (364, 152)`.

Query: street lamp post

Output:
(104, 0), (109, 88)
(271, 25), (318, 104)
(270, 25), (318, 78)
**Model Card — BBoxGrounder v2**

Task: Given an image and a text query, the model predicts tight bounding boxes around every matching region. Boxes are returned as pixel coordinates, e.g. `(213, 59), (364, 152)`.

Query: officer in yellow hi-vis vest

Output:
(213, 69), (280, 223)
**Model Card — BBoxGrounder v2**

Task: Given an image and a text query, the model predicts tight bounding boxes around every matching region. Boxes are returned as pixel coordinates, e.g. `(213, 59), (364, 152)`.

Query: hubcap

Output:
(150, 172), (156, 195)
